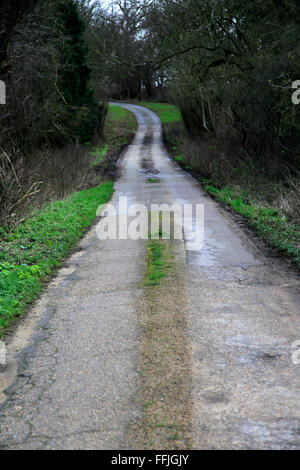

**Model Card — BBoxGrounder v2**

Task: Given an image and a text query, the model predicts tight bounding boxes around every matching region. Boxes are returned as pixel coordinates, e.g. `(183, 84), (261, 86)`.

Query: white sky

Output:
(90, 0), (113, 9)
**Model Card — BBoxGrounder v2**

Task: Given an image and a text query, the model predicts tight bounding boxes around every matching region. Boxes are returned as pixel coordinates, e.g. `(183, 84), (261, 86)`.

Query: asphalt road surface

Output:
(0, 104), (299, 449)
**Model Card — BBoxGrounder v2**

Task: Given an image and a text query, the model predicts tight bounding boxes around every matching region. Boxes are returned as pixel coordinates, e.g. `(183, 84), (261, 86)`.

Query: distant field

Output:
(90, 104), (137, 165)
(138, 102), (182, 124)
(107, 104), (137, 128)
(105, 104), (137, 145)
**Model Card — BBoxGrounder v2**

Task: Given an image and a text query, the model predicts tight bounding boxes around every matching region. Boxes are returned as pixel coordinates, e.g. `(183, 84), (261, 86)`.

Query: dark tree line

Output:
(1, 0), (299, 209)
(79, 0), (300, 174)
(158, 0), (300, 172)
(0, 0), (106, 154)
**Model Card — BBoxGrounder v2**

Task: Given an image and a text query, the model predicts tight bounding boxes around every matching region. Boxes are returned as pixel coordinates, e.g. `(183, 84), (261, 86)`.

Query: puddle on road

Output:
(140, 134), (160, 178)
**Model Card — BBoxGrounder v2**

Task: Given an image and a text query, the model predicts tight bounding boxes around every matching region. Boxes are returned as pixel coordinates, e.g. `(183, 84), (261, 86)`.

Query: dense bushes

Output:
(0, 0), (108, 222)
(1, 0), (300, 227)
(165, 0), (300, 177)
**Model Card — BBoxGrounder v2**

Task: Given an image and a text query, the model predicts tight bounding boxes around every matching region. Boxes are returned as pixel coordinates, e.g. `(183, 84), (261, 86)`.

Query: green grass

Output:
(145, 240), (166, 286)
(144, 212), (173, 286)
(90, 145), (109, 166)
(154, 422), (177, 429)
(146, 178), (160, 184)
(0, 182), (114, 337)
(89, 104), (137, 164)
(138, 102), (182, 124)
(143, 401), (154, 410)
(107, 104), (132, 121)
(204, 183), (300, 265)
(105, 104), (137, 145)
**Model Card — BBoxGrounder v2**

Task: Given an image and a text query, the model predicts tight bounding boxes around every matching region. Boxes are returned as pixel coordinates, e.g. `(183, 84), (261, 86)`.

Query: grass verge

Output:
(138, 102), (182, 124)
(203, 183), (300, 264)
(105, 104), (137, 144)
(142, 102), (300, 267)
(0, 182), (114, 337)
(90, 145), (109, 166)
(89, 104), (137, 166)
(0, 103), (137, 337)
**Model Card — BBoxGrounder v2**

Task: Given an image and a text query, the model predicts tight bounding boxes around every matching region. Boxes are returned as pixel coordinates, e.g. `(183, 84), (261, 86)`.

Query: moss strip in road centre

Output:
(130, 221), (192, 449)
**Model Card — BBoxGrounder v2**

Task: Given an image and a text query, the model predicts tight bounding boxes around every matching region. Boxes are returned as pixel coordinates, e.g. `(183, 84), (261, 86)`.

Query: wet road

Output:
(0, 103), (299, 449)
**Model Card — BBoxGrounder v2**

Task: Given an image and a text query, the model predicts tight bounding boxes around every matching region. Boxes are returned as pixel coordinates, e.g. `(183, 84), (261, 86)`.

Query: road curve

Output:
(0, 103), (299, 449)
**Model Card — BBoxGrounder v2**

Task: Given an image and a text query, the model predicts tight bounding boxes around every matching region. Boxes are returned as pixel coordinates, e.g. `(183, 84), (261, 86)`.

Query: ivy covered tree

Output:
(55, 0), (107, 144)
(57, 0), (91, 106)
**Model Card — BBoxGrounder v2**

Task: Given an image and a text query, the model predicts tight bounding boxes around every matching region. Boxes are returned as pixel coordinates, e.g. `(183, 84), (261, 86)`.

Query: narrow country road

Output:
(0, 104), (299, 449)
